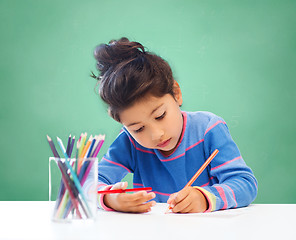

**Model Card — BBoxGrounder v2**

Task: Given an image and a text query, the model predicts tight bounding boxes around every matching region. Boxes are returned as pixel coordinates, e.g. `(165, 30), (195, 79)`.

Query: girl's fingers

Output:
(111, 181), (128, 190)
(105, 185), (157, 213)
(167, 193), (177, 204)
(121, 191), (156, 205)
(169, 188), (189, 206)
(172, 200), (191, 213)
(172, 196), (191, 213)
(170, 187), (207, 213)
(119, 191), (156, 212)
(128, 200), (156, 213)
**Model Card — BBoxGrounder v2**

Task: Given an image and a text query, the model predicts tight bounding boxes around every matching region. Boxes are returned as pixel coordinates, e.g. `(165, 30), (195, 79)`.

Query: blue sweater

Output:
(97, 111), (258, 211)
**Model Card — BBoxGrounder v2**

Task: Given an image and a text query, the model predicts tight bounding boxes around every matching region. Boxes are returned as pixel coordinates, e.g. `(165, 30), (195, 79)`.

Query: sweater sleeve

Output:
(97, 130), (135, 210)
(199, 117), (258, 212)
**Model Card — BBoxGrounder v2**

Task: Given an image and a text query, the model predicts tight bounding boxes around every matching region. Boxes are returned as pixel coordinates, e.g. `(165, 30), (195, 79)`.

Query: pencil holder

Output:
(49, 157), (98, 222)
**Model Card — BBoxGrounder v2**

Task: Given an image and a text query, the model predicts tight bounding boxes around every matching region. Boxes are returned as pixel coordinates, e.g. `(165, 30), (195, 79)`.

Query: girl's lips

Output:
(157, 138), (171, 148)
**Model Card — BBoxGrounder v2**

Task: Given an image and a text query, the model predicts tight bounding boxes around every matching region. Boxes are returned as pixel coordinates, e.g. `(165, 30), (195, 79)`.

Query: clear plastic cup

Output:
(49, 157), (98, 222)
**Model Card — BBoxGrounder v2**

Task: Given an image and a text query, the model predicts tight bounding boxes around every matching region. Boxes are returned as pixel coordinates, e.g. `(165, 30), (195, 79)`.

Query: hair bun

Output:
(94, 37), (145, 75)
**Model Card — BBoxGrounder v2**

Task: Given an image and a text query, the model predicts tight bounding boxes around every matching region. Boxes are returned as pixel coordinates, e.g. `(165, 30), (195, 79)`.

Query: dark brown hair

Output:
(91, 37), (175, 122)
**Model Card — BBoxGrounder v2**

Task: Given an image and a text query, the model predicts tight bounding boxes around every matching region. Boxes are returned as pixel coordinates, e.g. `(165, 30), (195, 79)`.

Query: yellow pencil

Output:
(77, 133), (87, 172)
(77, 135), (93, 173)
(78, 133), (87, 157)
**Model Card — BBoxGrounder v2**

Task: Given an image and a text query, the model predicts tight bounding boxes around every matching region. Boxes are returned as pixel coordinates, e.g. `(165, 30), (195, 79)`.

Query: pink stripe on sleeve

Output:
(200, 177), (214, 187)
(204, 120), (226, 136)
(224, 184), (237, 208)
(211, 156), (242, 171)
(214, 186), (228, 210)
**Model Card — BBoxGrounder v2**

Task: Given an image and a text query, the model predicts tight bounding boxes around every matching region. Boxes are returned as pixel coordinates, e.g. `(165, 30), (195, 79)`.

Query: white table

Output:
(0, 202), (295, 240)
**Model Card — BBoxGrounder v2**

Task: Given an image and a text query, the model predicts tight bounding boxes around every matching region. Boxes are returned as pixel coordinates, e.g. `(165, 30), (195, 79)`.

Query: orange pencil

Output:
(165, 149), (219, 213)
(80, 135), (93, 158)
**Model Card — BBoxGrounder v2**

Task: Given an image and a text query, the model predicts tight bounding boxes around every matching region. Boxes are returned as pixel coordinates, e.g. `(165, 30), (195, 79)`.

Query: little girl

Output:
(91, 37), (257, 213)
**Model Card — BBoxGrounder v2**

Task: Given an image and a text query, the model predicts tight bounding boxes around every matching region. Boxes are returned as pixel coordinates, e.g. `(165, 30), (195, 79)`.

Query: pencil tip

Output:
(47, 135), (51, 141)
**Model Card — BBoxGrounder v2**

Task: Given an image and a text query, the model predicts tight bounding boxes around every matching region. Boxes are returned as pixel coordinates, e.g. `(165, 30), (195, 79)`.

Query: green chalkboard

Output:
(1, 0), (295, 203)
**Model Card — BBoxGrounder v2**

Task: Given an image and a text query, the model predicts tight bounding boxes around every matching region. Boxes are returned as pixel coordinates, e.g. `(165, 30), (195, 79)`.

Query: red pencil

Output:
(98, 187), (152, 194)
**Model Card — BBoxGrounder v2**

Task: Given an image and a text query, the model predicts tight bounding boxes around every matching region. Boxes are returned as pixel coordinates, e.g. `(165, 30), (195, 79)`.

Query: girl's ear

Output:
(173, 80), (183, 106)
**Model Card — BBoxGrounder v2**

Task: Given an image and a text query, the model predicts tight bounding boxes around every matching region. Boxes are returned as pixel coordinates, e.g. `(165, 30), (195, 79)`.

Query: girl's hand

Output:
(103, 182), (156, 213)
(167, 186), (208, 213)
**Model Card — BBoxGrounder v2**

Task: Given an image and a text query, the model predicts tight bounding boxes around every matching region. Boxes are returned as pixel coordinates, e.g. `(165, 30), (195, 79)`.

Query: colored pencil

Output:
(47, 135), (82, 218)
(87, 138), (96, 158)
(92, 135), (105, 158)
(48, 133), (105, 219)
(66, 134), (71, 155)
(165, 149), (219, 213)
(68, 136), (75, 157)
(47, 135), (66, 209)
(77, 133), (87, 173)
(74, 137), (82, 171)
(66, 136), (104, 218)
(56, 137), (92, 217)
(77, 135), (93, 174)
(97, 187), (152, 194)
(80, 159), (96, 186)
(47, 135), (60, 158)
(64, 157), (99, 218)
(90, 135), (100, 156)
(80, 135), (93, 159)
(78, 133), (87, 157)
(77, 137), (97, 181)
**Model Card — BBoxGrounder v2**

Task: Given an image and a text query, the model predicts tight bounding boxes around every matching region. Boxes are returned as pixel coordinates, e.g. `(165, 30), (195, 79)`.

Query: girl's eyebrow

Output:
(150, 103), (164, 115)
(126, 103), (164, 127)
(127, 121), (141, 127)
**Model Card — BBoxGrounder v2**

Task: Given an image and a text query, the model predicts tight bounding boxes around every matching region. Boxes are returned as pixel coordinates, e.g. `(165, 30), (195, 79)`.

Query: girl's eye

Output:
(155, 111), (166, 120)
(134, 126), (144, 133)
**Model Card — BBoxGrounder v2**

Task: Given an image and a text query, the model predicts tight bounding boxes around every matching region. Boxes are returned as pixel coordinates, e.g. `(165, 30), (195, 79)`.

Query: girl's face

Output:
(120, 82), (183, 156)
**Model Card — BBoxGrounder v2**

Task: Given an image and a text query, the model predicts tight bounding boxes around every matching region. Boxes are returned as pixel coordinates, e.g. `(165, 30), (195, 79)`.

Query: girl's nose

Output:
(151, 127), (164, 141)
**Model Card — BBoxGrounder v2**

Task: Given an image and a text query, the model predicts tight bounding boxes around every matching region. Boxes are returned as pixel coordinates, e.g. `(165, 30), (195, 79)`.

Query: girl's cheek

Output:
(133, 135), (144, 145)
(138, 136), (152, 148)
